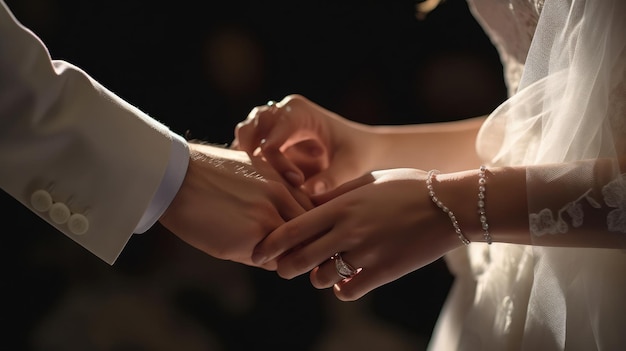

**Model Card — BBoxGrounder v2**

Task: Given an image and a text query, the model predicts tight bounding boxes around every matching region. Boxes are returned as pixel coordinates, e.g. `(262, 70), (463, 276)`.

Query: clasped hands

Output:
(161, 95), (461, 301)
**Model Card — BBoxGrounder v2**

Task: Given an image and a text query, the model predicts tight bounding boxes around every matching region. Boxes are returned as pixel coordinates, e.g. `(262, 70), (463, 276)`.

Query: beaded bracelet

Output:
(478, 165), (493, 244)
(426, 170), (471, 246)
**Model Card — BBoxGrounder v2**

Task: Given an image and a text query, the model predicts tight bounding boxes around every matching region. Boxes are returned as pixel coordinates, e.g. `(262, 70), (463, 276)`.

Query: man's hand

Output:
(159, 142), (313, 270)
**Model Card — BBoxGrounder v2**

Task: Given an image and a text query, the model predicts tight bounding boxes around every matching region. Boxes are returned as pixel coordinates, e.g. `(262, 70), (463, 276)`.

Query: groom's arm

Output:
(0, 0), (190, 264)
(0, 0), (312, 267)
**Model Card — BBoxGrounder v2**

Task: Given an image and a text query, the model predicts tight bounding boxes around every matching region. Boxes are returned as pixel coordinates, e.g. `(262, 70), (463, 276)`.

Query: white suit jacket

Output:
(0, 1), (190, 264)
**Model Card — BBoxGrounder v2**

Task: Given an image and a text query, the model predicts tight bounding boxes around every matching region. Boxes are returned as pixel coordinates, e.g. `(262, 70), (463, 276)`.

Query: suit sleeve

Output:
(0, 1), (189, 264)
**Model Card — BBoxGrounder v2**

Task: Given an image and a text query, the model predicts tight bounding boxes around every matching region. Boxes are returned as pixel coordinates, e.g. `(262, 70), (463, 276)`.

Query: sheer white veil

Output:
(477, 0), (625, 167)
(475, 0), (626, 348)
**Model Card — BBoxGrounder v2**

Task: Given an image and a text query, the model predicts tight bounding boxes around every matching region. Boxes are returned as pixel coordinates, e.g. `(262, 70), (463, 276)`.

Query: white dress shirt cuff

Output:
(133, 132), (190, 233)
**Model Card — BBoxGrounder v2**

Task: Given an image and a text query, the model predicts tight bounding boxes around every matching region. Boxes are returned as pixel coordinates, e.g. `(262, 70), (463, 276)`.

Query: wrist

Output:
(336, 120), (384, 175)
(136, 133), (190, 233)
(365, 126), (404, 171)
(436, 166), (530, 245)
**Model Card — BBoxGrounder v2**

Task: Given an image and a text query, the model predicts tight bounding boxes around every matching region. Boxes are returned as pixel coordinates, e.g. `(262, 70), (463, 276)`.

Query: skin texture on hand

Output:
(159, 142), (313, 270)
(251, 168), (464, 300)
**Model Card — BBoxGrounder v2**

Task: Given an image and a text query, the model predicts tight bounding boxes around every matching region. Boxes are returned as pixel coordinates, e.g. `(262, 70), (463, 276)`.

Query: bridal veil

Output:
(431, 0), (626, 349)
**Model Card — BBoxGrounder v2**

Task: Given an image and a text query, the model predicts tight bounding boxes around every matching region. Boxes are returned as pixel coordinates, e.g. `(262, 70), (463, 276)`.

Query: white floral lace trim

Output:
(530, 174), (626, 236)
(603, 174), (626, 232)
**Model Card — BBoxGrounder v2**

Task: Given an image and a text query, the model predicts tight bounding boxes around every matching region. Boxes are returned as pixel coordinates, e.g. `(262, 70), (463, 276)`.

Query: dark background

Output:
(2, 0), (507, 350)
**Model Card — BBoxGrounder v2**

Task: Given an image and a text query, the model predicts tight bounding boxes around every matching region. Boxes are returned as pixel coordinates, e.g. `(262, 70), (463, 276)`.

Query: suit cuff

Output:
(133, 132), (190, 233)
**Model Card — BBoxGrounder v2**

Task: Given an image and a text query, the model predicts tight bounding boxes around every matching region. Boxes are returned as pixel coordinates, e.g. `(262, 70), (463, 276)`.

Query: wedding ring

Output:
(331, 252), (360, 279)
(266, 100), (278, 107)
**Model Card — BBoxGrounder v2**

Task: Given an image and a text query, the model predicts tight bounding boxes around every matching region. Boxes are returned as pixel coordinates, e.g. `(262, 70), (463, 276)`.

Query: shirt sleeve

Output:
(133, 133), (190, 234)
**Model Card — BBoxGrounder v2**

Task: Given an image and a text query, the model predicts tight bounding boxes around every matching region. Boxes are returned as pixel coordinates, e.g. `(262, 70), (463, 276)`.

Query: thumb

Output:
(309, 172), (376, 205)
(302, 160), (353, 196)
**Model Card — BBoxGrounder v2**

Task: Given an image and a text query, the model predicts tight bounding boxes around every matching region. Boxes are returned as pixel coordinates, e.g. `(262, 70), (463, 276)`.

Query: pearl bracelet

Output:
(478, 165), (493, 244)
(426, 170), (471, 246)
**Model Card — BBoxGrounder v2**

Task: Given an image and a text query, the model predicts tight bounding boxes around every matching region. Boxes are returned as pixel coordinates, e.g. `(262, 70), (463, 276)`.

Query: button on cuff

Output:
(49, 202), (71, 224)
(68, 213), (89, 235)
(31, 189), (53, 212)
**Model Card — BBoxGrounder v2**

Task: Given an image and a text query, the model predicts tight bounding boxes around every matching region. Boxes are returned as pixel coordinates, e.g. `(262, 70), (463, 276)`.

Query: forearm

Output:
(0, 1), (183, 264)
(366, 116), (485, 173)
(435, 159), (626, 249)
(436, 166), (530, 245)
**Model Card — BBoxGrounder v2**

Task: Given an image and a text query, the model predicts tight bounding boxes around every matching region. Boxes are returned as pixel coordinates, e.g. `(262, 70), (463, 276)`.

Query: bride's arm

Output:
(436, 158), (626, 249)
(234, 94), (485, 190)
(367, 116), (485, 173)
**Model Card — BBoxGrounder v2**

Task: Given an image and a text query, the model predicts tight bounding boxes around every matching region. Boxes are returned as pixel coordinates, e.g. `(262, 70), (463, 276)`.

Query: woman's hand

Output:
(232, 94), (376, 195)
(251, 168), (464, 300)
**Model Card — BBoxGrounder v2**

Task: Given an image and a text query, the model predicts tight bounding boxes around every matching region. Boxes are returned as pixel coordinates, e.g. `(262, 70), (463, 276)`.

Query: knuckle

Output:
(283, 94), (303, 103)
(245, 107), (261, 121)
(235, 121), (249, 134)
(282, 94), (309, 109)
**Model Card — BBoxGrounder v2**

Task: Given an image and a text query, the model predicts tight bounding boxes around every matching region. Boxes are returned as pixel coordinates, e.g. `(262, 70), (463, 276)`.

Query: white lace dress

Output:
(428, 0), (626, 350)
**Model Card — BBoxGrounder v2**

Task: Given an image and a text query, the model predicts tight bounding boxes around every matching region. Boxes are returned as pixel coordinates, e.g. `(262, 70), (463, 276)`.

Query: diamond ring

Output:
(331, 252), (360, 279)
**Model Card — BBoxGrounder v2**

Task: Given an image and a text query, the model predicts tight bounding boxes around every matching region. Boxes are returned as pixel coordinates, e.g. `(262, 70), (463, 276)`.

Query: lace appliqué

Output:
(603, 174), (626, 233)
(530, 174), (626, 236)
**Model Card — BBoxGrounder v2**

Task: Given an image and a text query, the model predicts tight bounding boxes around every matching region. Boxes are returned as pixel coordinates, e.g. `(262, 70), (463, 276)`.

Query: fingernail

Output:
(313, 181), (327, 195)
(284, 171), (303, 186)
